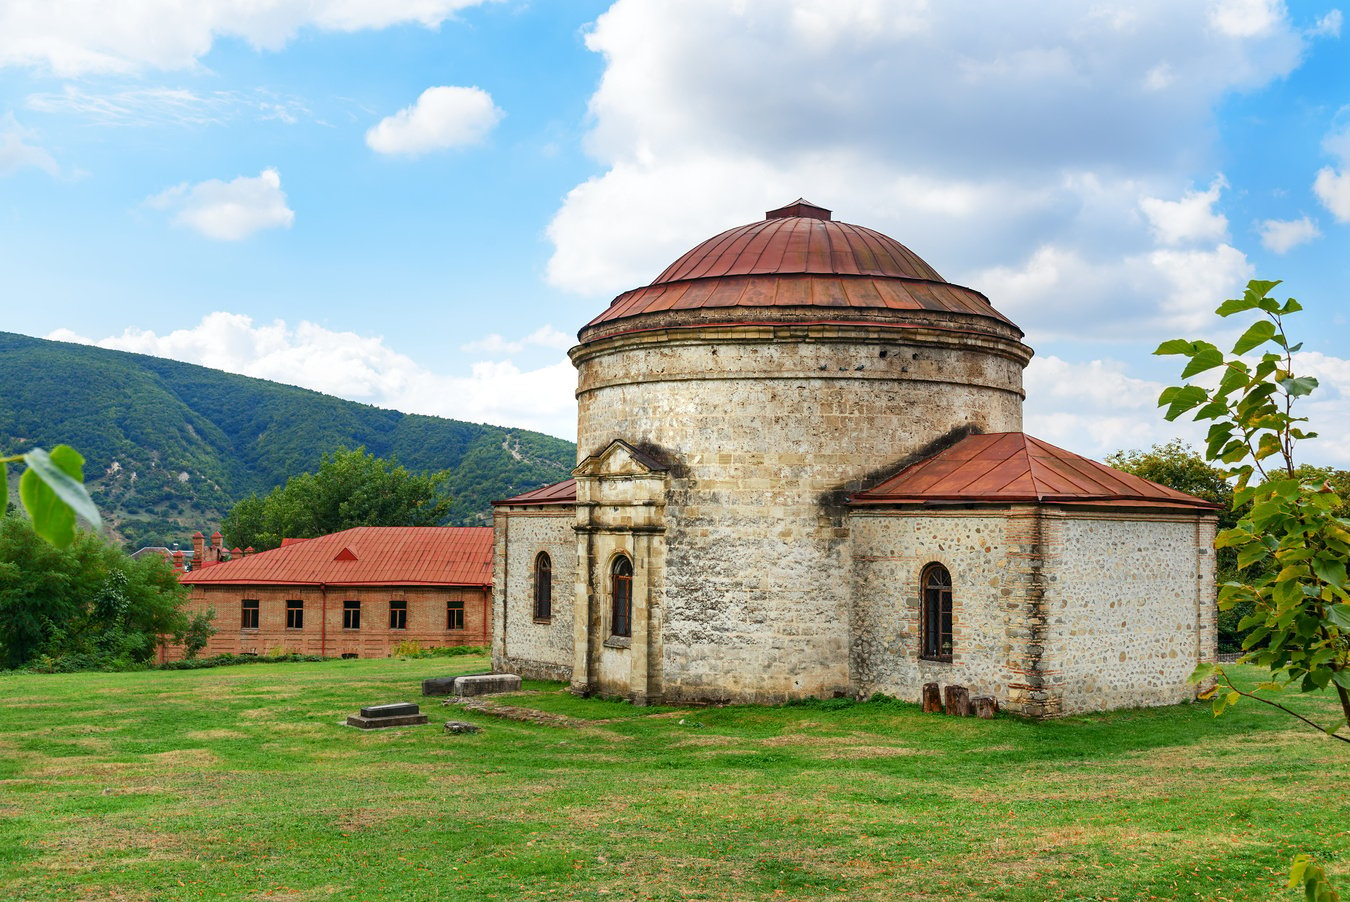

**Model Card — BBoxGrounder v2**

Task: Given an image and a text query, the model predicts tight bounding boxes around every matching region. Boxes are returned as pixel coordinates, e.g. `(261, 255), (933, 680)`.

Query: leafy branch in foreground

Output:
(0, 445), (101, 547)
(1156, 279), (1349, 739)
(1156, 278), (1346, 900)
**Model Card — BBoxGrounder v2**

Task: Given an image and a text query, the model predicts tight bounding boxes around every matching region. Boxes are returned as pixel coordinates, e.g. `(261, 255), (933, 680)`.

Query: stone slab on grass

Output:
(347, 713), (429, 729)
(422, 673), (491, 696)
(360, 702), (420, 718)
(453, 673), (521, 697)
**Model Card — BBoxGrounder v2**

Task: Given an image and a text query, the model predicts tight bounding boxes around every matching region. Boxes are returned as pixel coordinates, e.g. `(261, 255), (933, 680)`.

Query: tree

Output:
(1156, 279), (1348, 899)
(222, 447), (454, 550)
(1155, 279), (1348, 736)
(0, 515), (189, 670)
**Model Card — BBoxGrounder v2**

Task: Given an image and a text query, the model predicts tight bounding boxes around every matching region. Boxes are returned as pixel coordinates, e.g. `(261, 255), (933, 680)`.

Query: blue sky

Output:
(2, 0), (1348, 466)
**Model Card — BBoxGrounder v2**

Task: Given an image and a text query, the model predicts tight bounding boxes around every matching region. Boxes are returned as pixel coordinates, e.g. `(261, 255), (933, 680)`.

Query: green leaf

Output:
(1278, 296), (1302, 315)
(1254, 432), (1283, 461)
(1154, 338), (1197, 356)
(1312, 556), (1348, 589)
(1327, 605), (1350, 630)
(1279, 375), (1319, 398)
(0, 462), (6, 517)
(1160, 385), (1210, 421)
(1215, 296), (1259, 316)
(1237, 543), (1270, 569)
(1216, 362), (1251, 397)
(1232, 319), (1277, 355)
(1180, 344), (1224, 377)
(18, 446), (100, 548)
(1188, 663), (1217, 684)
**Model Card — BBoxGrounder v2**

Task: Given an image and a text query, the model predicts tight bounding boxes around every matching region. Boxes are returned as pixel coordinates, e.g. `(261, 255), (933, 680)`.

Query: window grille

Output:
(920, 564), (953, 662)
(611, 556), (633, 638)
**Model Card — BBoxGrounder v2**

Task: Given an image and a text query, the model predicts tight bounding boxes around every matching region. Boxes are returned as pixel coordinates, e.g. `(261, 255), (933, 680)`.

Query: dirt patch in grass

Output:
(819, 745), (934, 760)
(26, 759), (134, 779)
(671, 734), (739, 747)
(182, 728), (249, 741)
(143, 748), (220, 769)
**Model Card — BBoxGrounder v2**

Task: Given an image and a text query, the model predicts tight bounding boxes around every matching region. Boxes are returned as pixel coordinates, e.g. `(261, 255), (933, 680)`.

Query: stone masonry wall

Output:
(573, 324), (1027, 703)
(493, 507), (576, 682)
(849, 509), (1030, 706)
(170, 583), (490, 661)
(1042, 511), (1217, 714)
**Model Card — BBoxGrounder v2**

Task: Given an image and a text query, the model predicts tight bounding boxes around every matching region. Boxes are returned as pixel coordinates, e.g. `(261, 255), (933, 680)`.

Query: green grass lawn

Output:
(0, 658), (1346, 901)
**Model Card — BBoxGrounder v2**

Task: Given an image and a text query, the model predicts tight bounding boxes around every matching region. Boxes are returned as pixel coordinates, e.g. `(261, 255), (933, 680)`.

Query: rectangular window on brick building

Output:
(286, 599), (304, 630)
(343, 600), (361, 630)
(389, 600), (407, 630)
(241, 599), (259, 630)
(447, 599), (464, 631)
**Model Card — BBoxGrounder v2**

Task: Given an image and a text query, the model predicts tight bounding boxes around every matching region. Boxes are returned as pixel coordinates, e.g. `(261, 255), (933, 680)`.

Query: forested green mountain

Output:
(0, 332), (575, 549)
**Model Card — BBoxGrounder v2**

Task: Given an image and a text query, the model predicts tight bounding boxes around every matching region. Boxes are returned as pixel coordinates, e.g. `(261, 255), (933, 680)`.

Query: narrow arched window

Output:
(920, 564), (953, 662)
(611, 555), (633, 638)
(533, 553), (553, 621)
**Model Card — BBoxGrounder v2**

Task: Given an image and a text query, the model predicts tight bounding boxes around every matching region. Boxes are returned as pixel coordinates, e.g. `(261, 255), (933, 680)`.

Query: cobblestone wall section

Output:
(493, 507), (576, 682)
(1043, 511), (1217, 714)
(849, 510), (1029, 706)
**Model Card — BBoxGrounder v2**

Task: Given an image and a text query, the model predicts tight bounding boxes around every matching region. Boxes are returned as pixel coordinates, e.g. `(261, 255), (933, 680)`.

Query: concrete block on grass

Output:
(453, 673), (521, 697)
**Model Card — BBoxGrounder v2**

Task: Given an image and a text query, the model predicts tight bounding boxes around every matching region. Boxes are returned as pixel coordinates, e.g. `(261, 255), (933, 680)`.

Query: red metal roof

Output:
(493, 478), (577, 507)
(585, 202), (1014, 330)
(849, 433), (1222, 510)
(180, 526), (493, 587)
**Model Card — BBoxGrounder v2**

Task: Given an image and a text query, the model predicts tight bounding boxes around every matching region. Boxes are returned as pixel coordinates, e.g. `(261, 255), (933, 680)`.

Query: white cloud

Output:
(1207, 0), (1282, 37)
(25, 85), (312, 128)
(0, 1), (498, 76)
(1146, 244), (1254, 332)
(460, 325), (574, 356)
(365, 86), (503, 157)
(147, 168), (295, 240)
(1314, 166), (1350, 222)
(1139, 176), (1229, 245)
(1293, 351), (1350, 466)
(1259, 215), (1321, 252)
(971, 239), (1252, 341)
(0, 112), (58, 177)
(1022, 355), (1205, 459)
(1311, 9), (1343, 37)
(1016, 351), (1350, 466)
(548, 0), (1305, 334)
(49, 313), (578, 440)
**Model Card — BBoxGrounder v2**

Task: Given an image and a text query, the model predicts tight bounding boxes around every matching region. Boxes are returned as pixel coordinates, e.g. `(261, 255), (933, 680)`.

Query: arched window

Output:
(611, 555), (633, 638)
(920, 564), (953, 662)
(533, 552), (553, 621)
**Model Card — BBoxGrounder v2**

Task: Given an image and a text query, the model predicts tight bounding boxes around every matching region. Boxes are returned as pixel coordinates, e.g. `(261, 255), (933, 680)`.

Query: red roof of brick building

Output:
(180, 526), (493, 587)
(849, 433), (1220, 510)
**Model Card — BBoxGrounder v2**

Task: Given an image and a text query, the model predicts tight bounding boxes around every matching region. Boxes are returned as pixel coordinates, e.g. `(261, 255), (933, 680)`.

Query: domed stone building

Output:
(493, 200), (1218, 717)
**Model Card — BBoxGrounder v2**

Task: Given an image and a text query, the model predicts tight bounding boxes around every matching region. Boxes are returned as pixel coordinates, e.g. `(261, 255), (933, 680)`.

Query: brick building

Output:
(171, 526), (492, 660)
(493, 200), (1219, 716)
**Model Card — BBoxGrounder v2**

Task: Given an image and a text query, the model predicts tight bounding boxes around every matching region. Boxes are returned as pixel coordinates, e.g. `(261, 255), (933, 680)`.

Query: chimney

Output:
(210, 531), (224, 563)
(244, 546), (255, 556)
(192, 532), (205, 564)
(171, 549), (186, 574)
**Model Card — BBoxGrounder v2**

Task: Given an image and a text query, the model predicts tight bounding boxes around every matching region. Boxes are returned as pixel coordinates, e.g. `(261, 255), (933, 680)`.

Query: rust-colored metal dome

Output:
(585, 199), (1016, 332)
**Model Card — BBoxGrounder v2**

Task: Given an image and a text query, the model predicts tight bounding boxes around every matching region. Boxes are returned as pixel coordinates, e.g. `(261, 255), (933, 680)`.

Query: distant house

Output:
(168, 526), (493, 660)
